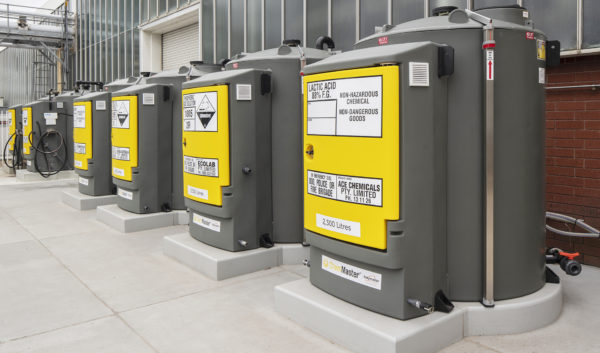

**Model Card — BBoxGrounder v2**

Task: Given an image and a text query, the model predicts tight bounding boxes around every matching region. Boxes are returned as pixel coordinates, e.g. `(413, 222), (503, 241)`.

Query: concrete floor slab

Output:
(0, 223), (34, 245)
(0, 240), (112, 342)
(121, 270), (350, 353)
(96, 204), (185, 233)
(0, 316), (155, 353)
(275, 278), (561, 353)
(163, 232), (282, 280)
(16, 169), (77, 182)
(61, 188), (119, 210)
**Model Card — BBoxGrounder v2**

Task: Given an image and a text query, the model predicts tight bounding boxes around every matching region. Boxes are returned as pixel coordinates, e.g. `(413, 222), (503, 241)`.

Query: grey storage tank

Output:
(23, 90), (82, 176)
(304, 4), (551, 320)
(74, 77), (145, 196)
(111, 63), (220, 213)
(181, 41), (332, 251)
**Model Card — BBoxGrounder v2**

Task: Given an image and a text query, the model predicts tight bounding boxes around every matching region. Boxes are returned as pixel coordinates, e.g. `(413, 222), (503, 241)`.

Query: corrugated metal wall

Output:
(161, 23), (200, 70)
(0, 48), (35, 107)
(0, 48), (60, 107)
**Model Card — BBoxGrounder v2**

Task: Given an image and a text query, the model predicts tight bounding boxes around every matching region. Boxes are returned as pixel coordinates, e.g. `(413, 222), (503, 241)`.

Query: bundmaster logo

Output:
(321, 255), (382, 290)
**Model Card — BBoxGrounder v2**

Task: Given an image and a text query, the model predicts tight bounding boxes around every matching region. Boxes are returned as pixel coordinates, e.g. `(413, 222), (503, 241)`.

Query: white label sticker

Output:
(96, 100), (106, 110)
(27, 160), (32, 166)
(316, 213), (361, 237)
(142, 93), (155, 105)
(74, 105), (86, 128)
(74, 160), (83, 168)
(183, 156), (218, 177)
(22, 110), (29, 127)
(321, 255), (382, 290)
(74, 142), (86, 155)
(78, 176), (89, 185)
(307, 76), (382, 137)
(112, 167), (125, 176)
(486, 50), (494, 81)
(8, 111), (12, 126)
(183, 91), (218, 132)
(118, 188), (133, 200)
(44, 112), (58, 126)
(187, 185), (209, 200)
(57, 101), (64, 109)
(539, 67), (546, 84)
(236, 84), (252, 100)
(523, 10), (529, 18)
(112, 100), (130, 129)
(307, 170), (382, 206)
(112, 146), (130, 161)
(193, 213), (221, 232)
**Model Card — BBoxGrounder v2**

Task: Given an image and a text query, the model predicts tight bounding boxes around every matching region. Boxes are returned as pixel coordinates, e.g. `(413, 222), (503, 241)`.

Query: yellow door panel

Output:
(111, 96), (138, 181)
(22, 107), (32, 155)
(303, 65), (400, 250)
(181, 85), (230, 206)
(7, 109), (15, 151)
(73, 101), (93, 170)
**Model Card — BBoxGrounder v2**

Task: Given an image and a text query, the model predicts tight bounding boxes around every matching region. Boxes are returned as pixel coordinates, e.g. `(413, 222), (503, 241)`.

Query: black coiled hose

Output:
(3, 131), (24, 170)
(31, 121), (68, 178)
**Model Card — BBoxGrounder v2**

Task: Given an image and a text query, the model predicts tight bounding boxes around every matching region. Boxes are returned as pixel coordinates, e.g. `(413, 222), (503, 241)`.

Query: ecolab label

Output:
(183, 156), (218, 177)
(187, 185), (208, 200)
(193, 213), (221, 232)
(316, 213), (361, 237)
(118, 188), (133, 200)
(112, 167), (125, 177)
(79, 176), (89, 186)
(307, 170), (382, 207)
(321, 255), (382, 290)
(307, 75), (382, 137)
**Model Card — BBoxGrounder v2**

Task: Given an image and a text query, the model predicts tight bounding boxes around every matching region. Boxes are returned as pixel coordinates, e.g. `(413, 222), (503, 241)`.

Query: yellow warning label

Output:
(182, 85), (230, 206)
(537, 39), (546, 61)
(22, 107), (32, 155)
(7, 109), (15, 151)
(111, 96), (138, 181)
(303, 65), (400, 250)
(73, 101), (93, 170)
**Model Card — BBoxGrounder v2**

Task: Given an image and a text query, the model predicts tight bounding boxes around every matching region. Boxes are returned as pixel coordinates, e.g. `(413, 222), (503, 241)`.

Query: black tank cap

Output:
(432, 6), (457, 16)
(283, 39), (301, 47)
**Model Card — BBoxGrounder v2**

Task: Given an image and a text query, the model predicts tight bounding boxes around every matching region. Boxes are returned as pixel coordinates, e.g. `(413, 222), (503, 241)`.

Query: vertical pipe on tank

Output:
(467, 0), (473, 10)
(482, 24), (495, 308)
(424, 0), (429, 17)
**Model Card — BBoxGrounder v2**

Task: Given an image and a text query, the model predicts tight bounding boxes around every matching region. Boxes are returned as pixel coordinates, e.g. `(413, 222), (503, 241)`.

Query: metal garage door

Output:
(161, 23), (200, 70)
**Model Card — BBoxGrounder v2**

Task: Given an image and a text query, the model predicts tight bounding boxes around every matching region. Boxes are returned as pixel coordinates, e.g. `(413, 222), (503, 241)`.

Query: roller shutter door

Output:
(161, 23), (200, 70)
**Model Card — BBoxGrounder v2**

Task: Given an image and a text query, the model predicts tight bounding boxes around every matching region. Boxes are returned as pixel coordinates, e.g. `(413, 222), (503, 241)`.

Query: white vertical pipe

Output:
(213, 0), (216, 63)
(327, 0), (331, 37)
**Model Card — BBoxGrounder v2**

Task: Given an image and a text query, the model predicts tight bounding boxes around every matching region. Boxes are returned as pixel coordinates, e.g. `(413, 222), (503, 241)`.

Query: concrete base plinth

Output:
(16, 169), (76, 182)
(274, 279), (562, 353)
(163, 233), (310, 280)
(96, 204), (188, 233)
(61, 189), (119, 210)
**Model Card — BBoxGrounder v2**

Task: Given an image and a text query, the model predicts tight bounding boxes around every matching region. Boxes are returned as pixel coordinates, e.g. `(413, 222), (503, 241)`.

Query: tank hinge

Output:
(260, 73), (271, 95)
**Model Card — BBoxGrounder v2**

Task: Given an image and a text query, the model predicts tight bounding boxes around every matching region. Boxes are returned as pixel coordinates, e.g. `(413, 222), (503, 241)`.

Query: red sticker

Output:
(378, 36), (389, 45)
(526, 32), (535, 40)
(233, 62), (239, 69)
